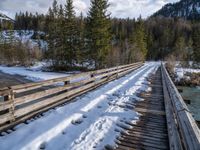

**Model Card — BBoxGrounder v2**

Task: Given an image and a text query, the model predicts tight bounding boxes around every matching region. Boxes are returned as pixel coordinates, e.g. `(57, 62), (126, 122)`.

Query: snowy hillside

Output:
(0, 30), (47, 50)
(0, 12), (13, 22)
(153, 0), (200, 20)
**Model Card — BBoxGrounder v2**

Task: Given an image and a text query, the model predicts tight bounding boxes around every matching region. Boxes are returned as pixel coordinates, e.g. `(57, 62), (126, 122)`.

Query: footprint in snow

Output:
(82, 114), (87, 118)
(108, 102), (111, 105)
(97, 105), (102, 109)
(62, 130), (67, 135)
(105, 144), (115, 150)
(98, 123), (103, 130)
(71, 118), (83, 125)
(0, 132), (7, 136)
(39, 142), (47, 150)
(6, 129), (13, 134)
(112, 93), (121, 98)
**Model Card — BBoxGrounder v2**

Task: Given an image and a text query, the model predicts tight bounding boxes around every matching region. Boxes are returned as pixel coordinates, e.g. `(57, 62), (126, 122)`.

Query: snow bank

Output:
(175, 67), (200, 81)
(0, 62), (160, 150)
(0, 63), (69, 81)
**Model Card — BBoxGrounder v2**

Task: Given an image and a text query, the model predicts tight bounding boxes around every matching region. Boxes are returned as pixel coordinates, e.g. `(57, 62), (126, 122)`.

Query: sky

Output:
(0, 0), (180, 19)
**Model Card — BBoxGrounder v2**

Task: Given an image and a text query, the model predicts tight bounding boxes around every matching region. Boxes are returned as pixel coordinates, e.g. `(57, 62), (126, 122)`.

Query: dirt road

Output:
(0, 71), (31, 88)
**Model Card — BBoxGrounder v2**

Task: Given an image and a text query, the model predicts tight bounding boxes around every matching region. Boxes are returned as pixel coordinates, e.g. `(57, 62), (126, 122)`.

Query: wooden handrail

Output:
(0, 62), (143, 132)
(0, 62), (142, 94)
(161, 63), (200, 150)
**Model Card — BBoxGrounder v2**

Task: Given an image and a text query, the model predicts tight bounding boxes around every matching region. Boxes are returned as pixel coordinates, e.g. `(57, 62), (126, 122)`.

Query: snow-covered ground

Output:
(175, 67), (200, 81)
(0, 12), (12, 21)
(0, 63), (69, 81)
(0, 62), (159, 150)
(0, 30), (47, 50)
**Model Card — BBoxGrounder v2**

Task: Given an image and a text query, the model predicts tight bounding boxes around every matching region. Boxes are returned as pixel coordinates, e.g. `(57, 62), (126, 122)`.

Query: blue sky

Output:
(0, 0), (179, 19)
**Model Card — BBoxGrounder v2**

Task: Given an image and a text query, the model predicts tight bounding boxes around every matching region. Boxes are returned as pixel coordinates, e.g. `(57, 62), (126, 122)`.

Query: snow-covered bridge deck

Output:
(0, 62), (199, 150)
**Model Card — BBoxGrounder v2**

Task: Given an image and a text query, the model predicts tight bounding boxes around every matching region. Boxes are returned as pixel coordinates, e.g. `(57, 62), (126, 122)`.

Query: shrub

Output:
(0, 40), (43, 66)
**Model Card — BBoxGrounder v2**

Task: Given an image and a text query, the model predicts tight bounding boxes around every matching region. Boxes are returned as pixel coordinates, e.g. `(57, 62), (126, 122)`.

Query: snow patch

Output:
(0, 63), (69, 81)
(175, 67), (200, 81)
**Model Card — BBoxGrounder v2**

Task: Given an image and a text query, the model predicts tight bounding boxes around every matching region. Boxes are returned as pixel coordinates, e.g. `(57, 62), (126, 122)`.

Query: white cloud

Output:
(0, 0), (179, 19)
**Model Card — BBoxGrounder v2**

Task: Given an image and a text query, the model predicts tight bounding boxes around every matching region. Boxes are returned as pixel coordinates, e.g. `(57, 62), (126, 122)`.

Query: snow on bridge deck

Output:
(0, 62), (160, 150)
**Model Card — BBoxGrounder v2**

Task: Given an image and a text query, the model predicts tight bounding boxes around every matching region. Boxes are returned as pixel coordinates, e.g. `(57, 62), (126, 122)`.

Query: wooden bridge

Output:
(0, 62), (200, 149)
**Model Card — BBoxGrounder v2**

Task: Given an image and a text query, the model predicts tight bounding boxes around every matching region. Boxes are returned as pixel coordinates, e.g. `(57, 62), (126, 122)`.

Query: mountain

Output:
(152, 0), (200, 20)
(0, 12), (14, 22)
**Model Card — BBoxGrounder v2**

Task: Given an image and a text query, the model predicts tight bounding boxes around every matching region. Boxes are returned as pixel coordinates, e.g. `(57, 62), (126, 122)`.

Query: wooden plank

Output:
(14, 77), (107, 118)
(0, 113), (12, 125)
(126, 122), (167, 131)
(12, 63), (142, 93)
(16, 64), (140, 105)
(122, 130), (167, 140)
(121, 133), (167, 143)
(161, 65), (183, 150)
(92, 64), (141, 81)
(13, 77), (96, 107)
(9, 62), (143, 93)
(116, 143), (139, 150)
(127, 126), (167, 134)
(177, 111), (200, 150)
(119, 135), (168, 146)
(12, 73), (90, 93)
(128, 127), (168, 137)
(135, 107), (166, 115)
(0, 88), (11, 96)
(93, 62), (141, 76)
(116, 137), (168, 149)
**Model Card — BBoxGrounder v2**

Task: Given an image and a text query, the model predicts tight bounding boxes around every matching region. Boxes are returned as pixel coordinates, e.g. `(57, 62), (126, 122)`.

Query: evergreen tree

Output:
(192, 25), (200, 62)
(86, 0), (111, 69)
(129, 17), (147, 61)
(76, 12), (85, 65)
(64, 0), (77, 67)
(46, 0), (60, 67)
(146, 31), (154, 60)
(57, 4), (66, 66)
(137, 18), (147, 59)
(174, 36), (186, 60)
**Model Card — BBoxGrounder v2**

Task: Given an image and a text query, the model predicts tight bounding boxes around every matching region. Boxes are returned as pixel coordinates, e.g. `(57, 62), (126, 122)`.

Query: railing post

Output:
(4, 89), (15, 122)
(116, 66), (119, 79)
(64, 81), (70, 85)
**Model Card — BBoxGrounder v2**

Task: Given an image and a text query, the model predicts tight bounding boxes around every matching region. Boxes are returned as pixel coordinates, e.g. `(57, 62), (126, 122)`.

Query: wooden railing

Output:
(161, 63), (200, 150)
(0, 62), (143, 131)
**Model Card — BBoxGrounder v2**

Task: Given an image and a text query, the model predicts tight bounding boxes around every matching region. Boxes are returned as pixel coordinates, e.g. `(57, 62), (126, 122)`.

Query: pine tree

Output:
(174, 36), (186, 60)
(128, 17), (147, 61)
(57, 4), (66, 66)
(64, 0), (77, 67)
(52, 0), (58, 18)
(46, 0), (60, 67)
(86, 0), (111, 69)
(135, 17), (148, 60)
(192, 24), (200, 62)
(146, 31), (154, 60)
(76, 12), (85, 65)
